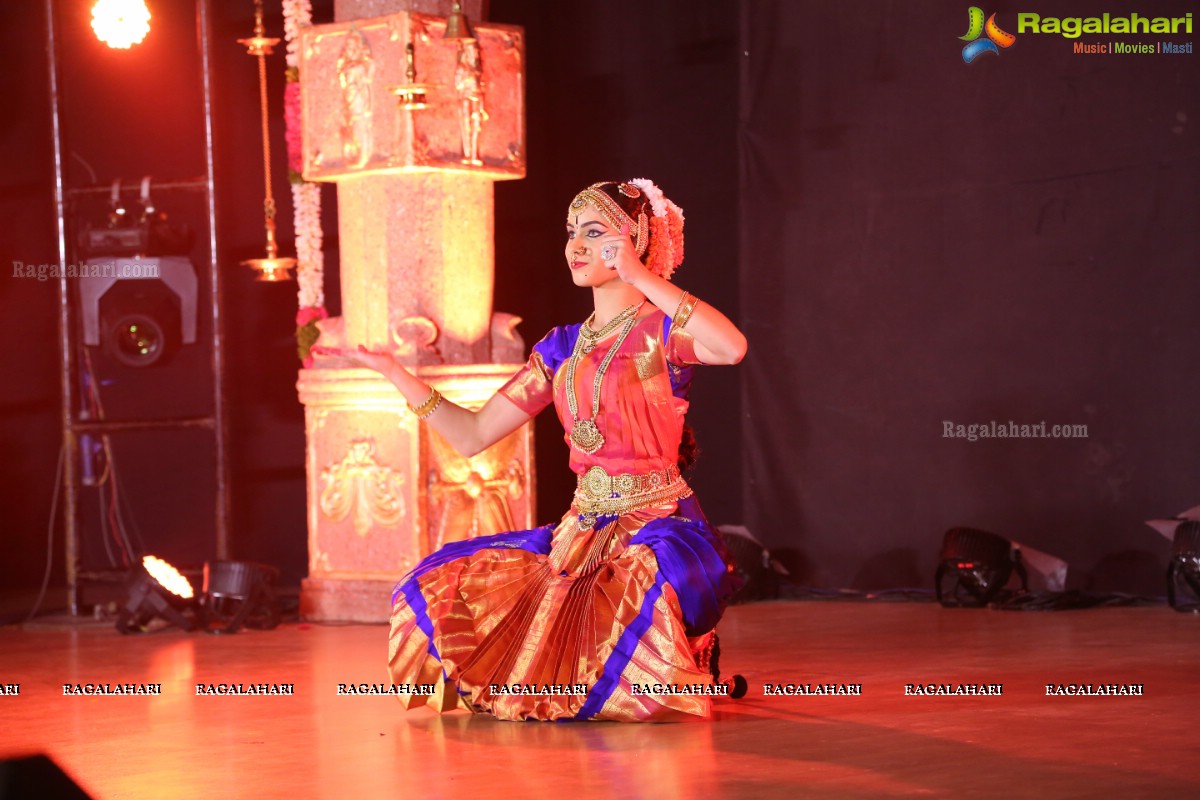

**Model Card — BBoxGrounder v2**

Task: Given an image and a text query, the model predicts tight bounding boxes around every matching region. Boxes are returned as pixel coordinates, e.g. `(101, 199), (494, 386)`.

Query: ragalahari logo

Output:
(960, 7), (1017, 62)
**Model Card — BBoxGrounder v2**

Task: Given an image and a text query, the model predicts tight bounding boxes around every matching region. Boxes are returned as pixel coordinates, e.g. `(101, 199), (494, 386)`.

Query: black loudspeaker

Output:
(0, 755), (94, 799)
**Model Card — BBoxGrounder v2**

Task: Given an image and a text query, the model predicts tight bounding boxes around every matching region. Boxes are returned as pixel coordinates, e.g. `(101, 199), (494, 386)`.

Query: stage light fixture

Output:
(77, 256), (198, 369)
(100, 283), (179, 367)
(91, 0), (151, 49)
(935, 527), (1028, 608)
(200, 561), (281, 634)
(1167, 521), (1200, 612)
(116, 555), (198, 633)
(719, 525), (788, 602)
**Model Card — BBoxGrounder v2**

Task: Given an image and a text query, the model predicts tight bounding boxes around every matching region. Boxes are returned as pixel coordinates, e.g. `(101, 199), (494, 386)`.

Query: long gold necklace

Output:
(566, 306), (642, 454)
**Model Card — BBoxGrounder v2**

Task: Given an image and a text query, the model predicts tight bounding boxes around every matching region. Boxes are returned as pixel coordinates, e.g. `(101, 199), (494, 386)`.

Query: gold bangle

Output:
(671, 291), (698, 331)
(408, 388), (443, 419)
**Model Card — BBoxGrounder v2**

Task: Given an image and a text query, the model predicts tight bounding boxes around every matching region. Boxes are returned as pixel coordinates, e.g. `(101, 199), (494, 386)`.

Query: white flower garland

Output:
(282, 0), (323, 314)
(282, 0), (309, 69)
(630, 177), (667, 217)
(292, 182), (324, 309)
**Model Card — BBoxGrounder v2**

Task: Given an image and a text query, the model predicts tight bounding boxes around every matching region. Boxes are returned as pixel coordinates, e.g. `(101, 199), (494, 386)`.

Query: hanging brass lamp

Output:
(239, 0), (296, 281)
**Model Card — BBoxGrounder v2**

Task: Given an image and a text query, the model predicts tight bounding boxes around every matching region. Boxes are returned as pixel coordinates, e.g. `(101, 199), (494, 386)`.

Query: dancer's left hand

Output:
(598, 223), (650, 286)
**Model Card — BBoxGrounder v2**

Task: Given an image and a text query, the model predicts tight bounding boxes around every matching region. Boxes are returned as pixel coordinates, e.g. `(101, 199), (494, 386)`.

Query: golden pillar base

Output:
(297, 363), (534, 622)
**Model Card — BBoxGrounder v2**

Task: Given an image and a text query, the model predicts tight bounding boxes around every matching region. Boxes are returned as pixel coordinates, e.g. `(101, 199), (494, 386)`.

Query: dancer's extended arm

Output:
(313, 346), (531, 457)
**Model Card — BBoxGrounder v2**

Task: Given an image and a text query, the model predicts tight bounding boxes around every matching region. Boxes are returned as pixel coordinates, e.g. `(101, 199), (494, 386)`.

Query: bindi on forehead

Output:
(567, 215), (608, 228)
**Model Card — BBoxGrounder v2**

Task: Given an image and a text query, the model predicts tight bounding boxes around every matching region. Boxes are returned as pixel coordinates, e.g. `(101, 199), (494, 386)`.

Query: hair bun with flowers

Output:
(629, 178), (685, 280)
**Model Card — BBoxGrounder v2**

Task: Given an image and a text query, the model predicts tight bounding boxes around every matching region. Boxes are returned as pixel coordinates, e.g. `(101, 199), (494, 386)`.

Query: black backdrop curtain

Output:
(738, 0), (1199, 592)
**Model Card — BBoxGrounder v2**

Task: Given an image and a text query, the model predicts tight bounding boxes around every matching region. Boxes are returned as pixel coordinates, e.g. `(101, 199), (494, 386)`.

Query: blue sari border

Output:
(390, 525), (554, 606)
(576, 570), (667, 720)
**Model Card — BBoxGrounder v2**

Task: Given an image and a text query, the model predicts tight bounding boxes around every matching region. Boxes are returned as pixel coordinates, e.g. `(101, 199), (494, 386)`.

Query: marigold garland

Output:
(630, 178), (685, 280)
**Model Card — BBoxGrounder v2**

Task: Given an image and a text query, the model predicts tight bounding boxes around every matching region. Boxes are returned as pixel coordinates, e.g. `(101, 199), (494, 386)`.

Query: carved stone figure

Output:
(337, 28), (375, 167)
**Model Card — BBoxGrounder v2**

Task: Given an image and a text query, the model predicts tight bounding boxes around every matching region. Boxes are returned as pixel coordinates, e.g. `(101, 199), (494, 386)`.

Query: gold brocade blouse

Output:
(499, 310), (704, 477)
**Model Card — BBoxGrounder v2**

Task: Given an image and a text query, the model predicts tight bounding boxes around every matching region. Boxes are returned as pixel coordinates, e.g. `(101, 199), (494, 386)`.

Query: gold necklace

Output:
(566, 311), (641, 454)
(578, 301), (643, 354)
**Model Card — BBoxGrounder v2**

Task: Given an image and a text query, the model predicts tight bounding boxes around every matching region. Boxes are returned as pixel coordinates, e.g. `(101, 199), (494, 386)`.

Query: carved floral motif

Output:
(427, 429), (524, 549)
(319, 437), (405, 536)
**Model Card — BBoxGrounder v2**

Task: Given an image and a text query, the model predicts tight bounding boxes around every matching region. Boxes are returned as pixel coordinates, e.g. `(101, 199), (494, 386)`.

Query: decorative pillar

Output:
(296, 2), (529, 621)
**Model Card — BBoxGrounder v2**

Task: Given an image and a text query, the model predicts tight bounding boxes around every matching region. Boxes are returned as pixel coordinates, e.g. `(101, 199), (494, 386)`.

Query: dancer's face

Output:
(564, 205), (619, 288)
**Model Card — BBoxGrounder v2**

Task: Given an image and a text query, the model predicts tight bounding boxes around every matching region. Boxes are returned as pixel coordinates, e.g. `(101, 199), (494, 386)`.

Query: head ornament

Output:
(568, 178), (685, 279)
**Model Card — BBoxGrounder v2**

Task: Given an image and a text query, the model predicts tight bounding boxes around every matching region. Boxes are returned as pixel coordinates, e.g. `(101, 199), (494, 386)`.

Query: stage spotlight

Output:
(116, 555), (197, 633)
(77, 256), (198, 368)
(91, 0), (151, 49)
(1167, 521), (1200, 612)
(935, 528), (1028, 608)
(200, 561), (281, 634)
(103, 285), (179, 367)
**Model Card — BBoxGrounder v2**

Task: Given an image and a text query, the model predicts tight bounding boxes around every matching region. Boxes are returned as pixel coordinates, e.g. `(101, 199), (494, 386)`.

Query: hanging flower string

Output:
(282, 0), (326, 365)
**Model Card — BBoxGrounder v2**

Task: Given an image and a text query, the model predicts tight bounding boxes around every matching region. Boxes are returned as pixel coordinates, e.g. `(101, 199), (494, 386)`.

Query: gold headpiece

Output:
(568, 183), (649, 257)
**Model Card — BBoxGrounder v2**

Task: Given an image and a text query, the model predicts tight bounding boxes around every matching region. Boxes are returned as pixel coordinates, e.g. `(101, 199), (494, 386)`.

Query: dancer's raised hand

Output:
(598, 222), (651, 287)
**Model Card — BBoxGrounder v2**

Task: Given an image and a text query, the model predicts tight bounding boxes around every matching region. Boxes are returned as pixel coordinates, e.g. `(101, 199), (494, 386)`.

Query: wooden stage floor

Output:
(1, 601), (1198, 799)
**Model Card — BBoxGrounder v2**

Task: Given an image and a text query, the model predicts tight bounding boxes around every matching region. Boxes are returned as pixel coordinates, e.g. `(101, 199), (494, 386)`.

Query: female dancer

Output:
(334, 178), (747, 722)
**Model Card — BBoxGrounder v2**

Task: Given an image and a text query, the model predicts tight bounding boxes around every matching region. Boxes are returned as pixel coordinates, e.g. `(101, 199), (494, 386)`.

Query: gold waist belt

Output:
(573, 464), (692, 520)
